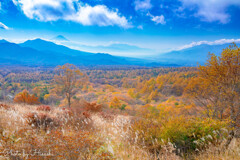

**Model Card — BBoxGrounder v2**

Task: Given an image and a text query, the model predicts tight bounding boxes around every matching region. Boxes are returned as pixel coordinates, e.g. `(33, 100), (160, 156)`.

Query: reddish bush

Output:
(25, 112), (56, 130)
(0, 104), (12, 110)
(84, 102), (102, 112)
(14, 89), (40, 105)
(70, 100), (103, 115)
(36, 105), (51, 112)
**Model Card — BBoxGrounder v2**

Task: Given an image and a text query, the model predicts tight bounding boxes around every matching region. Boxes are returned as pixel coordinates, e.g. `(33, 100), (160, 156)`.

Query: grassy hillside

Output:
(0, 102), (239, 159)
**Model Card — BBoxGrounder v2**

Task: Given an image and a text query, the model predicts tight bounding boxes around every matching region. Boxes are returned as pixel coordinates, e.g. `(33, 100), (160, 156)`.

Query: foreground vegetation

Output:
(0, 45), (239, 159)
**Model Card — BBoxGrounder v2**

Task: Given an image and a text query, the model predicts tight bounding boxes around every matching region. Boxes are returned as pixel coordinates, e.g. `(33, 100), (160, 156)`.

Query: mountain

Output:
(0, 39), (9, 44)
(0, 39), (151, 66)
(52, 35), (69, 41)
(61, 41), (156, 58)
(95, 43), (155, 54)
(0, 40), (71, 65)
(157, 43), (239, 66)
(2, 38), (237, 67)
(20, 38), (93, 57)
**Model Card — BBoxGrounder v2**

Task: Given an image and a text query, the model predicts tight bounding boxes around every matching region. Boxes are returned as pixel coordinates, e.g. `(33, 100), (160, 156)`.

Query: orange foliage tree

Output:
(54, 64), (86, 108)
(14, 89), (40, 105)
(185, 44), (240, 147)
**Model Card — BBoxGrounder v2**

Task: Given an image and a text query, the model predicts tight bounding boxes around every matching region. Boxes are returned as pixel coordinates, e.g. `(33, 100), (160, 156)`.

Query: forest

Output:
(0, 45), (239, 159)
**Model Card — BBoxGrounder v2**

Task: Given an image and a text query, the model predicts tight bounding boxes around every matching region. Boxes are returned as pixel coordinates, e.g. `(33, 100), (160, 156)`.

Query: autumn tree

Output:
(110, 97), (121, 109)
(54, 64), (85, 108)
(128, 89), (135, 98)
(185, 44), (240, 147)
(14, 89), (40, 105)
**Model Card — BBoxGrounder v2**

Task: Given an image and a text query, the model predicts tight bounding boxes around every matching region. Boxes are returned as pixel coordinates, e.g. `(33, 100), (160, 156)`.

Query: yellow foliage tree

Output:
(109, 97), (121, 109)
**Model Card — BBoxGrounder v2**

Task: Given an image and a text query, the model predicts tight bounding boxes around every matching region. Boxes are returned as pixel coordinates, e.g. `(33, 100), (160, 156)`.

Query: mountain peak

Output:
(0, 39), (9, 44)
(52, 35), (69, 41)
(33, 38), (44, 41)
(22, 38), (56, 46)
(19, 38), (94, 57)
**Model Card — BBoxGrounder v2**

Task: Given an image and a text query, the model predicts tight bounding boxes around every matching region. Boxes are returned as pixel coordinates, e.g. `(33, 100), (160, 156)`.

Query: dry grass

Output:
(0, 102), (106, 159)
(0, 102), (239, 160)
(194, 138), (240, 160)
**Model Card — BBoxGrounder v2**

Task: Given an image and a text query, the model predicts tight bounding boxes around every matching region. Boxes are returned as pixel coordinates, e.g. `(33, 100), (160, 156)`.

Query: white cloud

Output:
(151, 15), (166, 25)
(66, 4), (131, 28)
(147, 12), (166, 25)
(0, 22), (9, 30)
(134, 0), (152, 11)
(12, 0), (132, 28)
(178, 39), (240, 50)
(179, 0), (240, 24)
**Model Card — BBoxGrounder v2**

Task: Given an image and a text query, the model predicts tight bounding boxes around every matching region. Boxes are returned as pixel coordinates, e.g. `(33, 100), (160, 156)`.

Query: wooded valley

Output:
(0, 45), (239, 159)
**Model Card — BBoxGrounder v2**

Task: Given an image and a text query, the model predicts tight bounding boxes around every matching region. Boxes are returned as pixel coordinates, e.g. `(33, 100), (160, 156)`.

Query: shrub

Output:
(83, 101), (103, 112)
(120, 104), (127, 110)
(36, 105), (51, 112)
(110, 97), (121, 109)
(131, 105), (229, 155)
(14, 90), (40, 105)
(25, 112), (57, 131)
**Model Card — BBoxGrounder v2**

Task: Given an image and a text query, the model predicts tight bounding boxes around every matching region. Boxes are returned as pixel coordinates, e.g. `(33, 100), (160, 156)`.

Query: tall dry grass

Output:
(0, 102), (239, 160)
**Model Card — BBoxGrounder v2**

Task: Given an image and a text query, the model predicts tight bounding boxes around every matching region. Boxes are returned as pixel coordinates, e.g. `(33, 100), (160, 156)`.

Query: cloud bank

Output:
(12, 0), (132, 28)
(178, 39), (240, 50)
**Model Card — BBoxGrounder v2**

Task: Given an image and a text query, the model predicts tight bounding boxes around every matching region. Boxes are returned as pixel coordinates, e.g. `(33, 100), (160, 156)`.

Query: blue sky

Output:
(0, 0), (240, 57)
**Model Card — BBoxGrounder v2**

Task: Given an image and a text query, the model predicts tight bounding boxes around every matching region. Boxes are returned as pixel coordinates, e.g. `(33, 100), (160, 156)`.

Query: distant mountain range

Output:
(0, 39), (150, 66)
(61, 41), (156, 58)
(155, 42), (239, 66)
(0, 38), (238, 67)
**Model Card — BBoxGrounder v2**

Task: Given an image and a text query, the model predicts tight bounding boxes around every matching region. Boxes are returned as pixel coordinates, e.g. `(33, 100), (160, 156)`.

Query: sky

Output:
(0, 0), (240, 57)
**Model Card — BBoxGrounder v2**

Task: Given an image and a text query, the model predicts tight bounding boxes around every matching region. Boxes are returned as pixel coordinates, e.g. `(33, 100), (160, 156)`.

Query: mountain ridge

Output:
(155, 42), (240, 66)
(1, 38), (237, 67)
(0, 39), (154, 66)
(20, 38), (93, 57)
